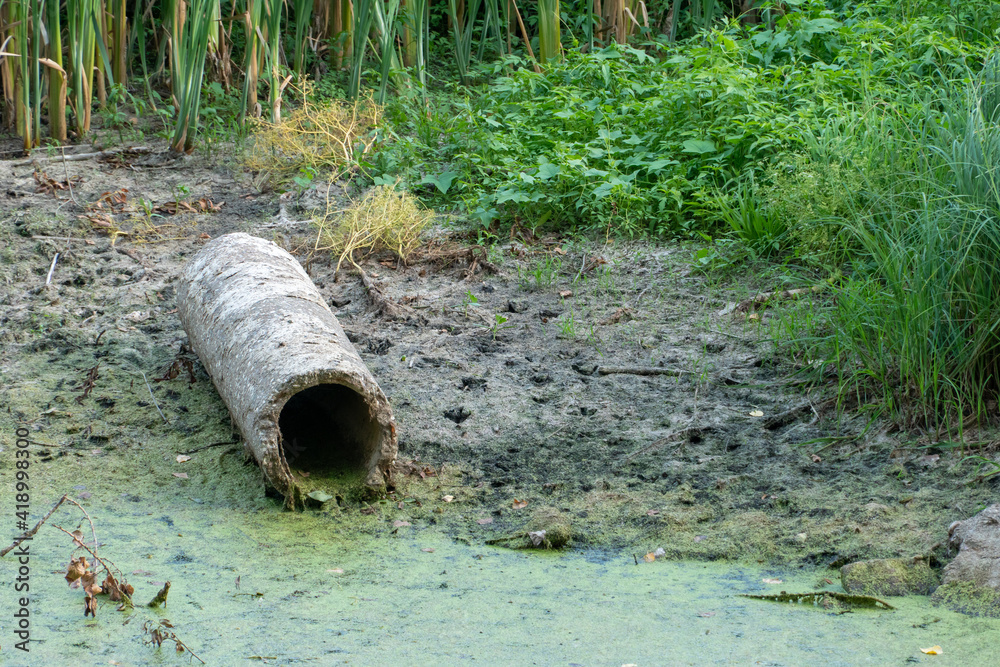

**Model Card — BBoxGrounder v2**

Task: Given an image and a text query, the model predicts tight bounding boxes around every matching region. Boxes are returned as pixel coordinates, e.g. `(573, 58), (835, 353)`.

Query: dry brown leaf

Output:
(176, 455), (191, 463)
(646, 509), (660, 516)
(511, 499), (528, 509)
(442, 495), (455, 503)
(600, 307), (635, 325)
(643, 552), (656, 562)
(559, 290), (573, 298)
(102, 574), (124, 602)
(65, 556), (88, 586)
(393, 520), (411, 528)
(920, 646), (943, 655)
(70, 529), (86, 548)
(477, 517), (494, 525)
(421, 547), (435, 553)
(172, 472), (189, 479)
(810, 454), (822, 463)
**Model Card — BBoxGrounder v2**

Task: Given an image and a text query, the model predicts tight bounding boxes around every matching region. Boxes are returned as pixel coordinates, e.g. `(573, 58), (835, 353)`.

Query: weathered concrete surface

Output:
(177, 233), (397, 508)
(840, 557), (938, 597)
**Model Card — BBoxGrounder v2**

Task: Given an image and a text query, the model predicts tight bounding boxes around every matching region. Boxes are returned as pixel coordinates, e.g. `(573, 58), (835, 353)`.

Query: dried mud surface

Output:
(2, 138), (996, 573)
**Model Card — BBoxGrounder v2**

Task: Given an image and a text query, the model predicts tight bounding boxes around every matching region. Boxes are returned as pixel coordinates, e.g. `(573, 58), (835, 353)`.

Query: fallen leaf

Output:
(421, 548), (435, 553)
(559, 290), (573, 298)
(172, 472), (189, 479)
(749, 410), (764, 417)
(176, 454), (191, 463)
(762, 578), (783, 584)
(477, 517), (494, 525)
(307, 490), (332, 503)
(748, 313), (760, 321)
(65, 557), (88, 586)
(810, 454), (822, 463)
(646, 509), (660, 516)
(70, 530), (86, 548)
(327, 568), (344, 574)
(920, 646), (943, 655)
(643, 552), (656, 562)
(512, 499), (528, 509)
(393, 520), (412, 528)
(600, 307), (636, 325)
(528, 530), (547, 547)
(81, 571), (101, 596)
(442, 495), (455, 503)
(698, 612), (716, 618)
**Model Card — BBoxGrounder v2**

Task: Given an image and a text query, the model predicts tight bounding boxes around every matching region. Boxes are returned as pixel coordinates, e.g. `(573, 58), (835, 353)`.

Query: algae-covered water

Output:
(1, 499), (997, 666)
(4, 152), (1000, 666)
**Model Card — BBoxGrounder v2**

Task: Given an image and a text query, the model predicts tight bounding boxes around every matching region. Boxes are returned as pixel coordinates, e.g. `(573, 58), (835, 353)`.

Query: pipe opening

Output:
(278, 384), (380, 476)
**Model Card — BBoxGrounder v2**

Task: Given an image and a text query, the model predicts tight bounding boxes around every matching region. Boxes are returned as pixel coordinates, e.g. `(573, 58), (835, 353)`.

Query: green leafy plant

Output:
(491, 313), (509, 339)
(463, 289), (478, 318)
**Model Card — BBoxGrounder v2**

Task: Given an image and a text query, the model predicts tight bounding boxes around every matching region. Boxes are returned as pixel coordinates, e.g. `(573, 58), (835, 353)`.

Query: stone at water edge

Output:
(932, 503), (1000, 616)
(840, 557), (939, 597)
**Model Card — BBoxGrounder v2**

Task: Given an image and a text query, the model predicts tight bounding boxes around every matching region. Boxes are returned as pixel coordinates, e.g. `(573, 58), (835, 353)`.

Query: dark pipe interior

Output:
(278, 384), (380, 474)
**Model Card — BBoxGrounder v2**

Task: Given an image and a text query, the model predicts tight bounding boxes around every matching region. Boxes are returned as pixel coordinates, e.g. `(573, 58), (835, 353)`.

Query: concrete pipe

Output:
(176, 233), (397, 508)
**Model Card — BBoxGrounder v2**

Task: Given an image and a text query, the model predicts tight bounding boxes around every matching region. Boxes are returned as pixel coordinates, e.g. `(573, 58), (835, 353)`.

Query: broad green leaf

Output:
(682, 139), (717, 154)
(420, 170), (460, 194)
(537, 163), (561, 180)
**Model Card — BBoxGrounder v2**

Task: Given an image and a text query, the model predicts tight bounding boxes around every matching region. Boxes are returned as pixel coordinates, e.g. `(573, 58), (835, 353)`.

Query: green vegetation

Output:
(2, 0), (999, 429)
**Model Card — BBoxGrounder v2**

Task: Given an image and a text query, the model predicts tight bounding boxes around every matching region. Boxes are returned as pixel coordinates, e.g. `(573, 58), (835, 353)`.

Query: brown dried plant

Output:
(244, 84), (381, 179)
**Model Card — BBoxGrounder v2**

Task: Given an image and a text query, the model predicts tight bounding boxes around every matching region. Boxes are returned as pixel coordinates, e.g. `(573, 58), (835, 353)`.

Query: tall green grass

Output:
(801, 53), (1000, 433)
(168, 0), (213, 153)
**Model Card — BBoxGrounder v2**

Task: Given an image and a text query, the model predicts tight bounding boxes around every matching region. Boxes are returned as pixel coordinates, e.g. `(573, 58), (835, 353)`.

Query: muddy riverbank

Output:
(2, 139), (998, 663)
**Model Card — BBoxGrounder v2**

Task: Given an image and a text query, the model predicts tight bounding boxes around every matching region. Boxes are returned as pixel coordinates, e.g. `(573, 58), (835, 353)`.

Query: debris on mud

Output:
(486, 508), (572, 550)
(840, 557), (939, 597)
(740, 591), (895, 611)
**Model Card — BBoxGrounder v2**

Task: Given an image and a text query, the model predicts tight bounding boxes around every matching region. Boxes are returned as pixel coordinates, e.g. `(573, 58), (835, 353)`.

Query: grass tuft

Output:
(313, 185), (434, 273)
(244, 93), (381, 179)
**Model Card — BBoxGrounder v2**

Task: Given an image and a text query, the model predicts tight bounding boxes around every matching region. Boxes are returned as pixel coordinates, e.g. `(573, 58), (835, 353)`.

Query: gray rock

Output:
(841, 557), (939, 597)
(943, 503), (1000, 589)
(932, 503), (1000, 616)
